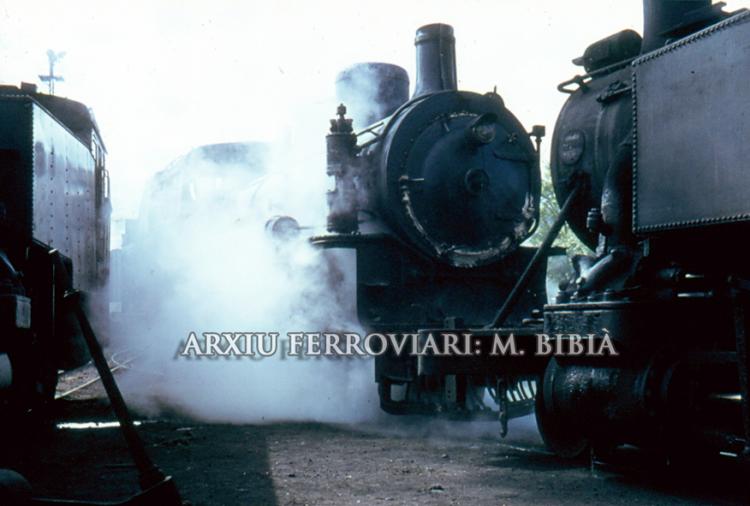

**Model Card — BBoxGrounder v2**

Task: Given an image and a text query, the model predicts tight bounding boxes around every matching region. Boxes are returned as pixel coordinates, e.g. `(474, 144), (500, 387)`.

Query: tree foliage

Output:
(525, 166), (592, 295)
(526, 166), (590, 257)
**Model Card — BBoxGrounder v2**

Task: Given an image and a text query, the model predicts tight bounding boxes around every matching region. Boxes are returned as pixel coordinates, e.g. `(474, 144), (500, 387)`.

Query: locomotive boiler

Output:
(313, 24), (552, 421)
(540, 0), (750, 460)
(0, 83), (110, 421)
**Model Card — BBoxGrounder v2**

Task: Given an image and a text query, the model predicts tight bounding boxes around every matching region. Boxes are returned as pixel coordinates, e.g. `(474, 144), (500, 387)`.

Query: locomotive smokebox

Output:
(413, 23), (457, 98)
(336, 63), (409, 129)
(642, 0), (711, 52)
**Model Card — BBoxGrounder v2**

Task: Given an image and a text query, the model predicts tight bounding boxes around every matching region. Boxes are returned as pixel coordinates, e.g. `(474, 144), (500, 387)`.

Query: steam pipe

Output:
(412, 23), (457, 98)
(642, 0), (712, 53)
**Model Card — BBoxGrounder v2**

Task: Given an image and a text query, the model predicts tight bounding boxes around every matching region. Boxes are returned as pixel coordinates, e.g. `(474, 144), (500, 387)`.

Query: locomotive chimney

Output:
(412, 23), (457, 98)
(642, 0), (712, 53)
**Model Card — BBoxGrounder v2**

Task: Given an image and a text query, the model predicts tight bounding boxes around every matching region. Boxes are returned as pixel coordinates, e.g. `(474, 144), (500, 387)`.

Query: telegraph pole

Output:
(39, 49), (65, 95)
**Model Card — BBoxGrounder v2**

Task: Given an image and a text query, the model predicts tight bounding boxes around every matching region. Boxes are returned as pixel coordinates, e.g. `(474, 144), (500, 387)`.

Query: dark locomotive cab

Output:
(314, 24), (550, 421)
(0, 83), (110, 419)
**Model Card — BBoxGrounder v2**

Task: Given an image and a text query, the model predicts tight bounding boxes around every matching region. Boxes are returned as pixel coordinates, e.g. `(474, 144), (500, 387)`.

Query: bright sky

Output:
(1, 0), (747, 220)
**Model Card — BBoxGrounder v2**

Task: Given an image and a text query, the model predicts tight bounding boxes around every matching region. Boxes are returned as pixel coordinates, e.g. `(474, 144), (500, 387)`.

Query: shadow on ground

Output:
(5, 400), (749, 506)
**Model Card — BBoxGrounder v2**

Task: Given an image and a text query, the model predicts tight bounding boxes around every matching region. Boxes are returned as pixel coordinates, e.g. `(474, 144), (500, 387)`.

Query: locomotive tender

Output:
(0, 82), (110, 418)
(320, 0), (750, 462)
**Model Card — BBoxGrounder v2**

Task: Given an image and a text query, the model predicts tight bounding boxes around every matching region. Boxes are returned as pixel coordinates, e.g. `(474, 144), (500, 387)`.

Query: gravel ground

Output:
(6, 391), (746, 506)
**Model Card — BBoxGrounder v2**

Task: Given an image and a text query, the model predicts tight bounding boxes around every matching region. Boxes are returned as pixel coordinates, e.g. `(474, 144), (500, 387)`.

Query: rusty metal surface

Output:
(633, 11), (750, 233)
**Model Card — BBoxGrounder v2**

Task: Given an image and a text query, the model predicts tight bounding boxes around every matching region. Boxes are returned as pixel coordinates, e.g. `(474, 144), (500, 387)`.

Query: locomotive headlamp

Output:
(265, 215), (301, 240)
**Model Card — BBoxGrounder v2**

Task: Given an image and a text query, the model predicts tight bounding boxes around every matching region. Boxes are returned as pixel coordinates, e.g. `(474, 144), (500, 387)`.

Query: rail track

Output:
(54, 348), (139, 401)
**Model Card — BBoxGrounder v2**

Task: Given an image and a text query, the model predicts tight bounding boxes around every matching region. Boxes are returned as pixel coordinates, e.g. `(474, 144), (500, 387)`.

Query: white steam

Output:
(111, 105), (380, 424)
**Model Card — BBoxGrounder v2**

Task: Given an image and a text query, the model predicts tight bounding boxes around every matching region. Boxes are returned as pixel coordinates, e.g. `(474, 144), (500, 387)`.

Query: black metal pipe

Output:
(642, 0), (712, 53)
(412, 23), (457, 98)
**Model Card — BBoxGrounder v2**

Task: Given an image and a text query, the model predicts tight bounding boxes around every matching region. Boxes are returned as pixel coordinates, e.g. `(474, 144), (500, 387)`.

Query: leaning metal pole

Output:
(489, 180), (583, 328)
(29, 251), (183, 506)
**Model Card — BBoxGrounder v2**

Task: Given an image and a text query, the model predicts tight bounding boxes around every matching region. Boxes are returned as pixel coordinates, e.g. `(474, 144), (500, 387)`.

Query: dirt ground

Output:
(5, 390), (746, 506)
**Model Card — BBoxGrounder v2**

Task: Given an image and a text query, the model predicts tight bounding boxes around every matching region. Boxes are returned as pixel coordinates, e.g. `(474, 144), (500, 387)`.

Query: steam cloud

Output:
(103, 66), (547, 450)
(110, 101), (380, 424)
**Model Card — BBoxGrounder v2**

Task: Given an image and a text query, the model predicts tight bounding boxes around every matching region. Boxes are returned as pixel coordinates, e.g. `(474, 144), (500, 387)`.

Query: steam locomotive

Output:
(542, 0), (750, 460)
(313, 24), (553, 424)
(111, 141), (269, 325)
(317, 0), (750, 462)
(0, 83), (110, 421)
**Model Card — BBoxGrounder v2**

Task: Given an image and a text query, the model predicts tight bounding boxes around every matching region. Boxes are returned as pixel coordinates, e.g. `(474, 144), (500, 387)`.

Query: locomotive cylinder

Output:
(412, 23), (457, 98)
(540, 354), (745, 453)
